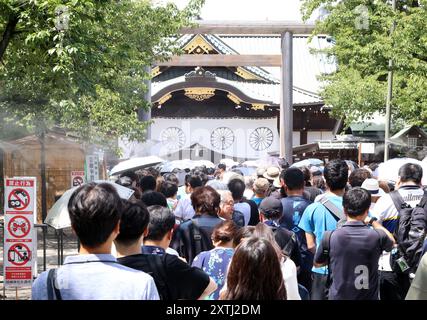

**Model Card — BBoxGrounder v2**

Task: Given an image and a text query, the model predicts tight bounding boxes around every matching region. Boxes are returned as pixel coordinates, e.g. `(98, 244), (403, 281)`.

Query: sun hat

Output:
(361, 178), (386, 197)
(263, 166), (281, 188)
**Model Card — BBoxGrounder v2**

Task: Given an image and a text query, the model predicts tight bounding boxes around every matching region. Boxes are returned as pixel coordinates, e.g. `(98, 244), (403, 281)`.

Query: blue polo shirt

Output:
(32, 254), (159, 300)
(298, 194), (343, 274)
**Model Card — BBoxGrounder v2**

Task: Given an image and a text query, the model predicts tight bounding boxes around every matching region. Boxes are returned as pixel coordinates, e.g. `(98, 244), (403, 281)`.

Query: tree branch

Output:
(0, 15), (19, 62)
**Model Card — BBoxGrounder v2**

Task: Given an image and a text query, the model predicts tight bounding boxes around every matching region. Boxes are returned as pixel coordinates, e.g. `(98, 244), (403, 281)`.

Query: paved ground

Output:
(0, 221), (78, 300)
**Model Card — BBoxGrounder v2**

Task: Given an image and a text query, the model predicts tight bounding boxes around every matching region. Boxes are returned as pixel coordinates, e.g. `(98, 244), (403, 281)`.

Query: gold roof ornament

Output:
(151, 66), (161, 77)
(251, 104), (266, 111)
(227, 93), (242, 105)
(184, 88), (216, 101)
(183, 35), (214, 54)
(235, 67), (263, 81)
(157, 93), (172, 105)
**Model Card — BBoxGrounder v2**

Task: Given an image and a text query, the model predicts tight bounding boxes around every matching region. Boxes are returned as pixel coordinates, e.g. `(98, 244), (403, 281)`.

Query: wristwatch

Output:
(368, 217), (378, 226)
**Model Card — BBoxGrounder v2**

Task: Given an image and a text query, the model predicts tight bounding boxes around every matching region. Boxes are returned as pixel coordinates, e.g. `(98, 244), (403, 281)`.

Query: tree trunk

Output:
(0, 15), (19, 62)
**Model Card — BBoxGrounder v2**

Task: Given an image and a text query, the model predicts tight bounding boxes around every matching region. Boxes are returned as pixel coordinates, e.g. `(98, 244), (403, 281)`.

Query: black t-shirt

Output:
(242, 199), (260, 226)
(118, 253), (210, 300)
(315, 221), (394, 300)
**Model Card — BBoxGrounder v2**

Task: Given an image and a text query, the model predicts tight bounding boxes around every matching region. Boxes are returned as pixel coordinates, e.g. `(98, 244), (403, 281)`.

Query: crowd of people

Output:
(31, 159), (427, 300)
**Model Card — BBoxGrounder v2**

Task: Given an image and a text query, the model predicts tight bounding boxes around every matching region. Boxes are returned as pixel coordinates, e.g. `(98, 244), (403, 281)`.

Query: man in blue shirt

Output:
(32, 183), (159, 300)
(280, 167), (313, 292)
(298, 159), (349, 300)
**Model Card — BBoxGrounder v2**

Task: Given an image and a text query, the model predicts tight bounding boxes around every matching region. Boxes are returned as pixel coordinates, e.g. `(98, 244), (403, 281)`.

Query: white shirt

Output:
(281, 257), (301, 300)
(372, 185), (425, 271)
(32, 254), (159, 300)
(234, 202), (251, 226)
(174, 196), (195, 221)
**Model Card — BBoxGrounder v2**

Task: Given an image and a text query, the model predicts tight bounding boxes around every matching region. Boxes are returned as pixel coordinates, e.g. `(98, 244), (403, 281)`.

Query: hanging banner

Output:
(3, 177), (37, 288)
(71, 170), (85, 188)
(85, 155), (100, 182)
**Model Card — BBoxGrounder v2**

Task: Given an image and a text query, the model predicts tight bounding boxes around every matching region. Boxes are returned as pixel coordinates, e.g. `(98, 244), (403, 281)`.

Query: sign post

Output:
(3, 177), (37, 289)
(358, 143), (376, 166)
(85, 155), (100, 182)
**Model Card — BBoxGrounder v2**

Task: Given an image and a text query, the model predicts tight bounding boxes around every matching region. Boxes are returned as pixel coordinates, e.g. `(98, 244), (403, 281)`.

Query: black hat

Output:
(259, 197), (283, 220)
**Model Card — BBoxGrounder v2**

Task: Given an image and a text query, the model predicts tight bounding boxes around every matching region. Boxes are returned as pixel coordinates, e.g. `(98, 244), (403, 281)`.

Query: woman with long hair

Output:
(253, 223), (301, 300)
(220, 237), (286, 300)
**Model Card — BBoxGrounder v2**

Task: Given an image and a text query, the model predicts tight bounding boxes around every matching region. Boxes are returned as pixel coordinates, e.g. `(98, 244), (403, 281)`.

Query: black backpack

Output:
(389, 190), (427, 274)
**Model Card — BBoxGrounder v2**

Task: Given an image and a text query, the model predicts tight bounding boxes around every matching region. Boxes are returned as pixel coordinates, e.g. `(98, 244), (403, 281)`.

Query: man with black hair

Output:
(228, 178), (252, 226)
(298, 159), (349, 300)
(174, 174), (203, 222)
(279, 167), (314, 291)
(314, 187), (394, 300)
(301, 166), (323, 202)
(140, 175), (157, 193)
(372, 162), (426, 300)
(32, 183), (159, 300)
(160, 181), (179, 212)
(141, 190), (168, 207)
(116, 204), (216, 300)
(215, 163), (227, 180)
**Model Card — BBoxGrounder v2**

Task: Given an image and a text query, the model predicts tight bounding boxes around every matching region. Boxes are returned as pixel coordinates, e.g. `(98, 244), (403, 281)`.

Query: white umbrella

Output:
(292, 158), (324, 168)
(220, 158), (240, 169)
(193, 160), (215, 169)
(377, 158), (427, 185)
(160, 159), (195, 172)
(44, 181), (134, 229)
(109, 156), (164, 176)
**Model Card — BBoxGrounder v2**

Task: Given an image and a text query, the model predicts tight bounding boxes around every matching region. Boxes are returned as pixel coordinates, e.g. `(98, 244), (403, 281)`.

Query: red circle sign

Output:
(7, 243), (31, 266)
(7, 215), (31, 239)
(8, 188), (30, 211)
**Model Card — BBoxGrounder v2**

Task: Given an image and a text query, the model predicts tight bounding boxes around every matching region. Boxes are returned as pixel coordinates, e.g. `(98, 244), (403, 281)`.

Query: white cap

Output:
(361, 178), (385, 197)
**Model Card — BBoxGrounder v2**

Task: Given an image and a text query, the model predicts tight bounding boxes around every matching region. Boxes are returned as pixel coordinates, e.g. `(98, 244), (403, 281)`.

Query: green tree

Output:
(0, 0), (204, 150)
(302, 0), (427, 127)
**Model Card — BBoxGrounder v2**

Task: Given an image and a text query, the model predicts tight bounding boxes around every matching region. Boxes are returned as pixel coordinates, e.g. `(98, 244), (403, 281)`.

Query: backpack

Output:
(47, 268), (62, 300)
(270, 225), (298, 257)
(141, 254), (171, 300)
(389, 190), (427, 274)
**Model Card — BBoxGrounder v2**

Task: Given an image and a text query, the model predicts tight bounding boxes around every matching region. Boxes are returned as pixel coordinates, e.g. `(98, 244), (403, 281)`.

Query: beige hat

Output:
(253, 178), (270, 194)
(263, 167), (281, 188)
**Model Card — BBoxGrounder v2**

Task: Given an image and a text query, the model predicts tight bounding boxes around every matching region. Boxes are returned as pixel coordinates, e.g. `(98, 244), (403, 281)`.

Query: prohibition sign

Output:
(7, 243), (31, 266)
(8, 188), (30, 211)
(7, 215), (31, 238)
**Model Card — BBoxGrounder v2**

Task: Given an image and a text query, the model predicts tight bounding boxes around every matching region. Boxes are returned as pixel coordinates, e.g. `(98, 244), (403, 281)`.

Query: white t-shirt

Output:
(281, 257), (301, 300)
(372, 185), (425, 271)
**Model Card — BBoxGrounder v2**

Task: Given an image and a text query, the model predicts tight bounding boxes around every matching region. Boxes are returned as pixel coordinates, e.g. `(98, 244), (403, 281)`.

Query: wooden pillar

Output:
(281, 31), (293, 164)
(300, 130), (308, 145)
